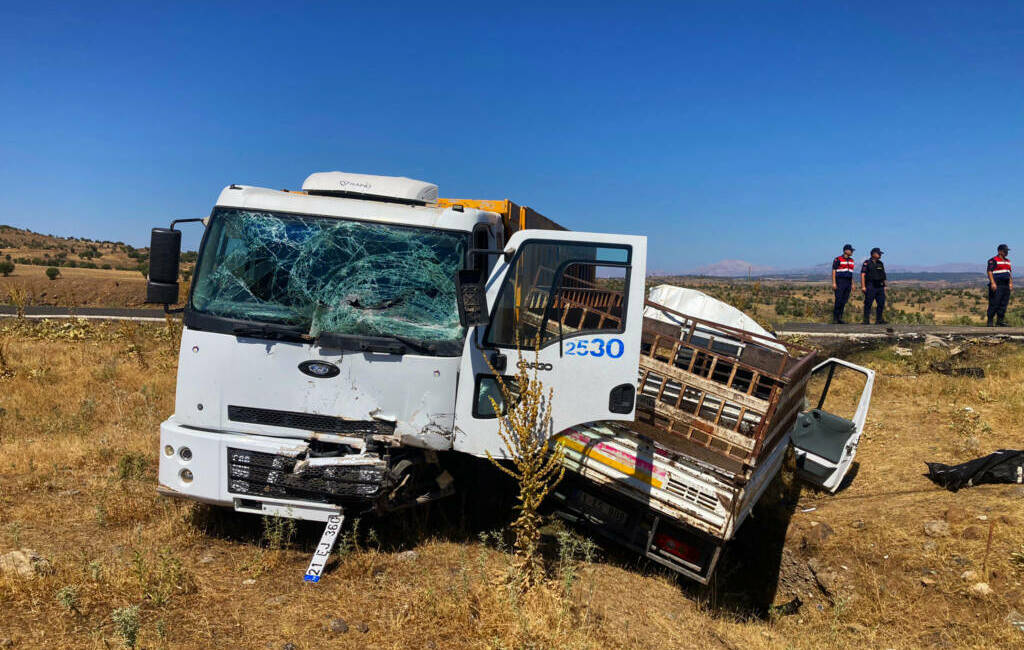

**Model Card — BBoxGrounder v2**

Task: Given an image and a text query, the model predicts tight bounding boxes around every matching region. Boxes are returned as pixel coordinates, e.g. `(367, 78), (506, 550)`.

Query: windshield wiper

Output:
(315, 332), (438, 355)
(232, 323), (310, 343)
(388, 333), (439, 355)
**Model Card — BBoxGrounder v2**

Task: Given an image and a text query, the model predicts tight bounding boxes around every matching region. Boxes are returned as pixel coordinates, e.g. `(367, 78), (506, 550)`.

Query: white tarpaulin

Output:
(644, 284), (786, 352)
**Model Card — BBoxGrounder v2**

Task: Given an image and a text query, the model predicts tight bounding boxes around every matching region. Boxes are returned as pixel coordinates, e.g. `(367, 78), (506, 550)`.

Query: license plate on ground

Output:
(571, 490), (629, 526)
(303, 514), (344, 583)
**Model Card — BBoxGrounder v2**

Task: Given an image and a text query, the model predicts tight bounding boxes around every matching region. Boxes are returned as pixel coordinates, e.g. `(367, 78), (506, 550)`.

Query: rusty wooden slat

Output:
(655, 373), (668, 402)
(692, 390), (708, 421)
(746, 371), (762, 395)
(674, 382), (695, 411)
(639, 356), (769, 413)
(726, 363), (739, 388)
(705, 356), (719, 380)
(686, 348), (700, 374)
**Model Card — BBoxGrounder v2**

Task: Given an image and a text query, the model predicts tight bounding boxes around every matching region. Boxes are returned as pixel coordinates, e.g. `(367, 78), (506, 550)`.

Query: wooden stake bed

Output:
(636, 300), (817, 471)
(512, 266), (817, 476)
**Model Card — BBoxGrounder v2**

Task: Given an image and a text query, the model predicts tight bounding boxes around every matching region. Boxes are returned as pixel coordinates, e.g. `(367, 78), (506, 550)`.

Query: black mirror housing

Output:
(455, 269), (489, 327)
(148, 228), (182, 283)
(146, 281), (179, 304)
(145, 227), (182, 304)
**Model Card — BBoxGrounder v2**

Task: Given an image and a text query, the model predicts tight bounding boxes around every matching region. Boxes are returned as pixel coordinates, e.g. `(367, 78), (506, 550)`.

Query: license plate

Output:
(572, 490), (629, 526)
(303, 514), (344, 583)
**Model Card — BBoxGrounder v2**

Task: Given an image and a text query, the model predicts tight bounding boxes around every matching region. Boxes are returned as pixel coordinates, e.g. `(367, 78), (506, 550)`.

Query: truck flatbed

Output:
(552, 289), (874, 583)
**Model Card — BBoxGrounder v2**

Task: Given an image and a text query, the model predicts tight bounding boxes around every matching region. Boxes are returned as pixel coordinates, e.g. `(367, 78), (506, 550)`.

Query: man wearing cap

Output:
(860, 248), (888, 325)
(830, 244), (856, 324)
(986, 244), (1012, 327)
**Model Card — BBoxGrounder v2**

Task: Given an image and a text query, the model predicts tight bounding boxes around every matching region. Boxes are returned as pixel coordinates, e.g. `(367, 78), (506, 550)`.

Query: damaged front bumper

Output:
(158, 417), (384, 522)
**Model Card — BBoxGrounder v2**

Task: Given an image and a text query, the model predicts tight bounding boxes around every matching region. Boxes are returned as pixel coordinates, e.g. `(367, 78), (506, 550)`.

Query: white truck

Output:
(148, 171), (873, 584)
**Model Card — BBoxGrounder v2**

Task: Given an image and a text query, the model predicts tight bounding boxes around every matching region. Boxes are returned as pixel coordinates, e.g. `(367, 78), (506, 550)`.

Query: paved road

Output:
(0, 306), (170, 321)
(777, 322), (1024, 338)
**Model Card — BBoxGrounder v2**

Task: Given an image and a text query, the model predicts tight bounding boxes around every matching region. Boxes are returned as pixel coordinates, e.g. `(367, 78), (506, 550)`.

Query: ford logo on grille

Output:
(299, 360), (340, 378)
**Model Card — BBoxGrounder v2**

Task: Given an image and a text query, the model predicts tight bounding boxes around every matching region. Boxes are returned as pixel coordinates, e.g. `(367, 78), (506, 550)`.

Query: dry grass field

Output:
(0, 266), (148, 309)
(1, 320), (1023, 649)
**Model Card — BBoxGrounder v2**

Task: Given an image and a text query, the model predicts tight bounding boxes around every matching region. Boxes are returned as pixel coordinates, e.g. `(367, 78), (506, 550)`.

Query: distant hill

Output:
(690, 259), (776, 277)
(0, 224), (150, 272)
(687, 258), (989, 280)
(0, 225), (198, 274)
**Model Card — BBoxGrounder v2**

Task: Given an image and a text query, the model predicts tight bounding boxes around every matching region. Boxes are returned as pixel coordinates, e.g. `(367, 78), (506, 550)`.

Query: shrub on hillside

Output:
(45, 267), (60, 281)
(0, 261), (13, 277)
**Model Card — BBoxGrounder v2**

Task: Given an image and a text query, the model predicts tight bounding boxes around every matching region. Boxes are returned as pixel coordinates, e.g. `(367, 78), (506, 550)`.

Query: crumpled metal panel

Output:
(192, 209), (467, 342)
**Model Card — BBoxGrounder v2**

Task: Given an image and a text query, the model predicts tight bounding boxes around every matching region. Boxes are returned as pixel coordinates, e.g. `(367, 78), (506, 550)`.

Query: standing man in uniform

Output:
(986, 244), (1012, 327)
(831, 244), (856, 324)
(861, 247), (888, 325)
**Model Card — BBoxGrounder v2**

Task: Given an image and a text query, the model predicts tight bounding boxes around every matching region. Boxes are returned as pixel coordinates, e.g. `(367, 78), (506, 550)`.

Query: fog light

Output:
(180, 469), (193, 484)
(164, 445), (174, 456)
(179, 446), (193, 461)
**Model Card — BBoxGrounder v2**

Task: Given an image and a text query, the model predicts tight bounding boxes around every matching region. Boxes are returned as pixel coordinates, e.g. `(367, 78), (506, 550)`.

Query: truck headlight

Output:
(179, 447), (193, 461)
(180, 469), (194, 484)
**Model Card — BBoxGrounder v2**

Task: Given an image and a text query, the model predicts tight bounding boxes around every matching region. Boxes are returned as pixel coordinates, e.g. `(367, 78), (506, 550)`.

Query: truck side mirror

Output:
(145, 227), (182, 305)
(455, 269), (489, 327)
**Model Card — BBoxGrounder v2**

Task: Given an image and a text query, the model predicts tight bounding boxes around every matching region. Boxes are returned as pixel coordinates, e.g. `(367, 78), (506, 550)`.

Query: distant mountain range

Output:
(690, 259), (777, 277)
(687, 259), (987, 278)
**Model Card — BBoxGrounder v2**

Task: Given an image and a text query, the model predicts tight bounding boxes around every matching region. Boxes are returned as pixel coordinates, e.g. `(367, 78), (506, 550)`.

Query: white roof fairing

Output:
(302, 171), (439, 204)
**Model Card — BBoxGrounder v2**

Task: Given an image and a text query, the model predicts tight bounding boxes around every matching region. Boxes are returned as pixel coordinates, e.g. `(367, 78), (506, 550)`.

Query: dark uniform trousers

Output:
(833, 279), (852, 321)
(988, 283), (1011, 321)
(864, 285), (885, 322)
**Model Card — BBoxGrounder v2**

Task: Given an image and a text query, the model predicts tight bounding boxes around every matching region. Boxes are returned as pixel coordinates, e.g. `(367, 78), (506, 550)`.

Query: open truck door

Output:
(791, 358), (875, 492)
(453, 230), (647, 458)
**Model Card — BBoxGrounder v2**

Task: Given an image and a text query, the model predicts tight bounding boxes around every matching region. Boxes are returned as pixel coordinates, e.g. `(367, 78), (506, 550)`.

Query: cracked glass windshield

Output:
(191, 209), (469, 348)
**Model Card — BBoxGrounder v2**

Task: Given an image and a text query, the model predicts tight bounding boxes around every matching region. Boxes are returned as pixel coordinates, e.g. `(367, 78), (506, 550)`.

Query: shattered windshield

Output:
(190, 209), (469, 347)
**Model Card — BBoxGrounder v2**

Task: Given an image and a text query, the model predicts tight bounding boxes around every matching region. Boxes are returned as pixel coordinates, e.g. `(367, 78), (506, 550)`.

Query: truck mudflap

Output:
(552, 476), (723, 584)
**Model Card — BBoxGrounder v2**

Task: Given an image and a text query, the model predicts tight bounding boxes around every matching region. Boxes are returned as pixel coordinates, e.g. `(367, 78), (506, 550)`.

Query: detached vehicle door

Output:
(453, 230), (647, 458)
(791, 358), (875, 492)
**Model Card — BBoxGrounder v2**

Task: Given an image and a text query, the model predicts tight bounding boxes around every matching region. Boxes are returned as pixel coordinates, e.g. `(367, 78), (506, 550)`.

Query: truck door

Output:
(791, 358), (875, 492)
(453, 230), (647, 458)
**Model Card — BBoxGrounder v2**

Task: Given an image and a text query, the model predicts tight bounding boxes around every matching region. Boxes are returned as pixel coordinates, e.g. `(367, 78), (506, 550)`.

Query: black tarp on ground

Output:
(926, 450), (1024, 492)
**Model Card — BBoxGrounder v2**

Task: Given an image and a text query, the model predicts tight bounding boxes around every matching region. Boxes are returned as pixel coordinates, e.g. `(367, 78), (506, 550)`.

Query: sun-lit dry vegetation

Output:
(484, 348), (565, 589)
(0, 266), (149, 309)
(0, 224), (196, 309)
(1, 319), (1023, 648)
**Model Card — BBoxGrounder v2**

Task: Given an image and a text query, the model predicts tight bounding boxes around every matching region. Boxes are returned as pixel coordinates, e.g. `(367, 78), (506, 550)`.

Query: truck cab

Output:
(152, 172), (644, 522)
(155, 173), (508, 520)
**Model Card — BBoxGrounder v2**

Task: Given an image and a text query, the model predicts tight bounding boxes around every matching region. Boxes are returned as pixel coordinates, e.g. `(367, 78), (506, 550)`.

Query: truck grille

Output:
(226, 448), (386, 503)
(227, 405), (394, 436)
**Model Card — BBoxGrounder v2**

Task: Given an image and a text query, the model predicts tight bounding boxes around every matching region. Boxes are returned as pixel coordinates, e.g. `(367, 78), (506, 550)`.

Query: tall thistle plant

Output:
(485, 340), (565, 588)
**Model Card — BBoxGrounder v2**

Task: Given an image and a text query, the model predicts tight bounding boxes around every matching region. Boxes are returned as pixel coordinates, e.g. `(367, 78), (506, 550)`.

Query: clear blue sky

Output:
(1, 1), (1021, 272)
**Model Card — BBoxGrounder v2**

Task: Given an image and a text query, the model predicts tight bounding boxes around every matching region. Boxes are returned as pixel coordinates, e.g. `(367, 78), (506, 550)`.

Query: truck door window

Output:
(806, 363), (867, 421)
(473, 375), (520, 418)
(485, 242), (630, 348)
(549, 263), (626, 336)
